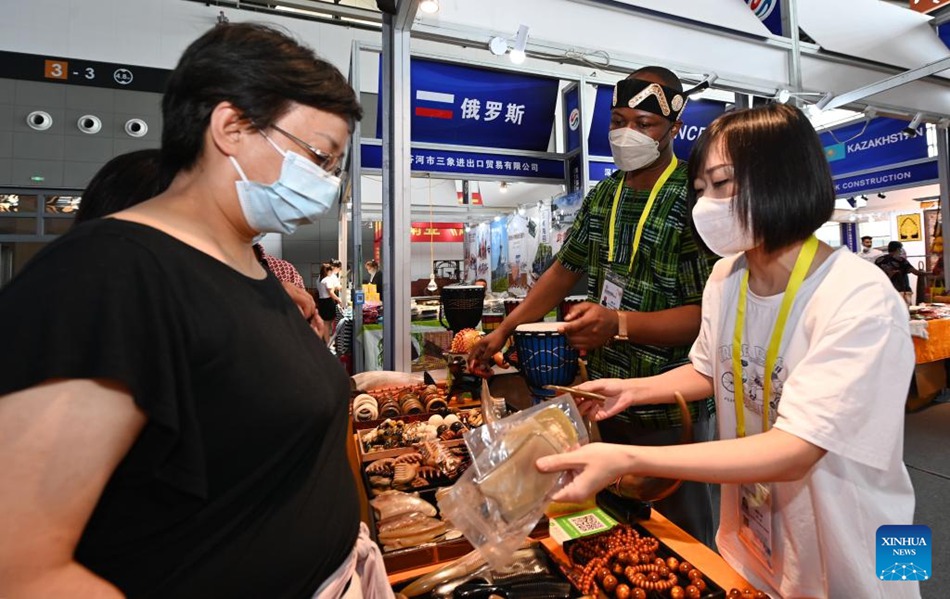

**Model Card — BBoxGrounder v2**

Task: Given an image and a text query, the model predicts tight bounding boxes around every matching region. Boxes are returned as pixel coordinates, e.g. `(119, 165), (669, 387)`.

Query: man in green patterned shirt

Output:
(470, 66), (718, 546)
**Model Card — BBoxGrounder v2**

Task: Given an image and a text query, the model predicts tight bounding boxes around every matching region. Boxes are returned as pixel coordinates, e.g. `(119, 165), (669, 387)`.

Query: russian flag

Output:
(416, 90), (455, 119)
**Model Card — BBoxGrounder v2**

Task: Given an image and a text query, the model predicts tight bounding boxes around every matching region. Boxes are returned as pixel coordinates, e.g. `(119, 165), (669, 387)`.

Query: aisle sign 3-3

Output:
(2, 50), (169, 93)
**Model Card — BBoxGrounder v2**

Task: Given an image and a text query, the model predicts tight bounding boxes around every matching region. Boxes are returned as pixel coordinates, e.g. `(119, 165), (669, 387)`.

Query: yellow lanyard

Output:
(732, 235), (819, 438)
(607, 156), (678, 272)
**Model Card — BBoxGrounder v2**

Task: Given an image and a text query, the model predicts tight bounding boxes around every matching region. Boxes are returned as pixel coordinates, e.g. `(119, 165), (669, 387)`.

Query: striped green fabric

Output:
(556, 164), (717, 426)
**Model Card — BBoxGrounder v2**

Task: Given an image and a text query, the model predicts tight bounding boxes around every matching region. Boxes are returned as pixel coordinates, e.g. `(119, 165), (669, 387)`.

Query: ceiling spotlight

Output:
(419, 0), (439, 14)
(510, 25), (529, 64)
(860, 194), (868, 201)
(878, 193), (886, 199)
(814, 91), (834, 111)
(773, 89), (827, 105)
(905, 112), (923, 137)
(846, 197), (857, 208)
(499, 181), (509, 193)
(488, 25), (529, 64)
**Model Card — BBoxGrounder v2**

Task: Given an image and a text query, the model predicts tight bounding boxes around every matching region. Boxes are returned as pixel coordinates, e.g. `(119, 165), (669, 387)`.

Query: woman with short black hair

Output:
(538, 104), (918, 598)
(0, 23), (387, 598)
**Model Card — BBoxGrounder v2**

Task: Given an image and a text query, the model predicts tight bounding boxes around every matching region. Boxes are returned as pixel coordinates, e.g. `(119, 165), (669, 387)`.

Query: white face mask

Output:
(692, 195), (757, 257)
(608, 127), (661, 171)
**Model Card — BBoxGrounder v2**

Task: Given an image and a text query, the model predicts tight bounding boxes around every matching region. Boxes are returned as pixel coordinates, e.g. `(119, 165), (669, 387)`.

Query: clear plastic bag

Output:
(438, 396), (588, 570)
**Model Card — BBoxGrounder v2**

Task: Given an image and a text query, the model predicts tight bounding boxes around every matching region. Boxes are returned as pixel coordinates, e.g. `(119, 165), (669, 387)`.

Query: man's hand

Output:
(558, 302), (619, 351)
(468, 329), (507, 373)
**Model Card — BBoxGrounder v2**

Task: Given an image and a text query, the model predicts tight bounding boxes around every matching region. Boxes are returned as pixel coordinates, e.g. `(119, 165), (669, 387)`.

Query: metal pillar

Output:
(840, 222), (858, 252)
(380, 0), (417, 372)
(782, 0), (802, 105)
(348, 41), (365, 373)
(937, 125), (950, 288)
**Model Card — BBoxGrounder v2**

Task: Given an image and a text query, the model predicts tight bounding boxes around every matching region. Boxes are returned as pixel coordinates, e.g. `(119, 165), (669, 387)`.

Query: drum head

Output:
(514, 322), (566, 333)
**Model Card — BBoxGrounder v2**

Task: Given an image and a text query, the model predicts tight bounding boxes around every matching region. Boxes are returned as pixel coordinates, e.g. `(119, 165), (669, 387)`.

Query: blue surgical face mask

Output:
(230, 132), (341, 235)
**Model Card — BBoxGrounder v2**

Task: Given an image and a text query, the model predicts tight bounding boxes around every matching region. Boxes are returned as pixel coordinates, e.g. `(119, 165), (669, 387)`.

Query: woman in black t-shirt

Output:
(0, 24), (385, 599)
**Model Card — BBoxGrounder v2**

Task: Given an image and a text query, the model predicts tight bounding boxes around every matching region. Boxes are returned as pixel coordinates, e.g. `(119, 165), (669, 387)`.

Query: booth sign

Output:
(360, 143), (565, 180)
(375, 57), (559, 152)
(819, 117), (929, 178)
(410, 222), (465, 243)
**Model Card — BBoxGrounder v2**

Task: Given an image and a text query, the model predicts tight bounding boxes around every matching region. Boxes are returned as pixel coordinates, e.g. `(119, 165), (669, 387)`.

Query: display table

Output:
(386, 508), (749, 591)
(911, 316), (950, 363)
(909, 313), (950, 410)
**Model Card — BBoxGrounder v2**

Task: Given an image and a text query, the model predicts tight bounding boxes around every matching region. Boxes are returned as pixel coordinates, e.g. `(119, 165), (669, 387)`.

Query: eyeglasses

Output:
(269, 124), (343, 177)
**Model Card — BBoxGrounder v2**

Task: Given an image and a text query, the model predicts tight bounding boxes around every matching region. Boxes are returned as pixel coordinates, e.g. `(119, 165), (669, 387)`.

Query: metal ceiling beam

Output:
(410, 20), (784, 97)
(182, 0), (382, 24)
(820, 54), (950, 112)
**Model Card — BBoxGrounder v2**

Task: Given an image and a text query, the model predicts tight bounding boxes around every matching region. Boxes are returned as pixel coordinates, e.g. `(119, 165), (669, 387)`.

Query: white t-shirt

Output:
(690, 248), (918, 598)
(857, 247), (884, 262)
(317, 276), (334, 300)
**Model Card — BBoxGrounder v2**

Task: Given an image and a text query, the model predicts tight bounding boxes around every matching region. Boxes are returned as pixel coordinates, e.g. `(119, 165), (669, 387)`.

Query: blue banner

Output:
(376, 57), (559, 152)
(360, 143), (565, 180)
(565, 85), (581, 153)
(939, 24), (950, 50)
(588, 84), (726, 165)
(589, 160), (617, 184)
(819, 117), (928, 178)
(673, 99), (727, 159)
(832, 160), (938, 196)
(746, 0), (783, 36)
(588, 85), (614, 158)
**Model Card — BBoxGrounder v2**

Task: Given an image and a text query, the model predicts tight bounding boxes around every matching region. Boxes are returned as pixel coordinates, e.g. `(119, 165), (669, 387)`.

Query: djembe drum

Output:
(512, 322), (580, 402)
(439, 284), (485, 335)
(557, 295), (587, 321)
(502, 296), (544, 323)
(502, 297), (523, 317)
(481, 312), (504, 333)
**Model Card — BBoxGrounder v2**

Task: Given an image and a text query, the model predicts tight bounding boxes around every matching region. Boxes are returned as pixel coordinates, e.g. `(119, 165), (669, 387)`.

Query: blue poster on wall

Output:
(745, 0), (783, 36)
(376, 57), (559, 152)
(564, 85), (581, 153)
(819, 117), (929, 178)
(490, 217), (509, 293)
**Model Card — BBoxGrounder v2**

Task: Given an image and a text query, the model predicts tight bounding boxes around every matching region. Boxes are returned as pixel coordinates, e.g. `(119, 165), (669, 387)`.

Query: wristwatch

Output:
(613, 310), (629, 342)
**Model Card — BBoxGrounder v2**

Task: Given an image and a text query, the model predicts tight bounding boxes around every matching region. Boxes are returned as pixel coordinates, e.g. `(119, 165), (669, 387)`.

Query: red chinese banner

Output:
(910, 0), (950, 13)
(411, 222), (465, 242)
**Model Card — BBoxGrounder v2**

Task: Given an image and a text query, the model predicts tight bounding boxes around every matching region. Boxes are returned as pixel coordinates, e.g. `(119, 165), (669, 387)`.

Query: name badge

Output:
(738, 482), (774, 571)
(599, 270), (625, 310)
